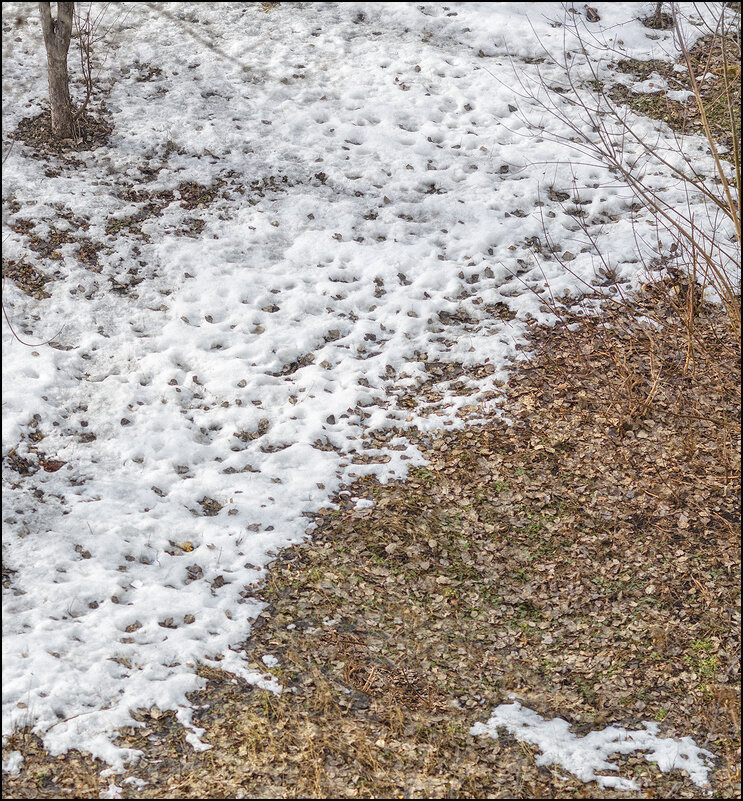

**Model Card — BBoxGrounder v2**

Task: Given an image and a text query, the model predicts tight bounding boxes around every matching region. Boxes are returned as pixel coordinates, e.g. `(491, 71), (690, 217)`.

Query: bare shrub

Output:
(501, 2), (740, 346)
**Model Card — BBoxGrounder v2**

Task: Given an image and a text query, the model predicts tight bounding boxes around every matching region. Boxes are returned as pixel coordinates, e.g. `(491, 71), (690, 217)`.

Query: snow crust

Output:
(2, 1), (733, 771)
(472, 701), (716, 791)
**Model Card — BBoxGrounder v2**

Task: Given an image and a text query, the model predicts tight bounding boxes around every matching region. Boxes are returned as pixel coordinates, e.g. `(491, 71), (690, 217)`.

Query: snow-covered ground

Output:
(1, 0), (733, 782)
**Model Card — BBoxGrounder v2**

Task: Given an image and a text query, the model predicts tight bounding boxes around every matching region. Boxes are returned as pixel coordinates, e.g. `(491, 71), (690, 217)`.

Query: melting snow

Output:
(2, 751), (23, 776)
(472, 702), (716, 791)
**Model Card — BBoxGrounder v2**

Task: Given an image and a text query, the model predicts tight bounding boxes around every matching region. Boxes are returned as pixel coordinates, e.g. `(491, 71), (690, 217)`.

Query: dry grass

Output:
(609, 30), (741, 159)
(3, 284), (739, 799)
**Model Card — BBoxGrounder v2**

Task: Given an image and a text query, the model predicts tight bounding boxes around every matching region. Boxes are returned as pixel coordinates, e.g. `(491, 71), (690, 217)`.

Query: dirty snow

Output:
(471, 701), (716, 791)
(261, 653), (280, 669)
(1, 0), (733, 774)
(1, 750), (23, 776)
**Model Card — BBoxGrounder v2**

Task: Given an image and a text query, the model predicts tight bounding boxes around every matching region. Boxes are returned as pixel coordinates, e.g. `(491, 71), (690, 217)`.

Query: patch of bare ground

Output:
(608, 29), (741, 156)
(13, 103), (113, 165)
(3, 283), (739, 799)
(2, 257), (54, 300)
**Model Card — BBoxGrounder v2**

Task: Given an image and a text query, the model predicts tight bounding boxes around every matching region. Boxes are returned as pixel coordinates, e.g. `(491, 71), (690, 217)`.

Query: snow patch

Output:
(2, 750), (23, 776)
(472, 702), (716, 791)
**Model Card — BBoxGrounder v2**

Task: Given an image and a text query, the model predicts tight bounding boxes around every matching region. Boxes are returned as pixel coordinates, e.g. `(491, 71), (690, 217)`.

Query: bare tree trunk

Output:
(39, 2), (74, 139)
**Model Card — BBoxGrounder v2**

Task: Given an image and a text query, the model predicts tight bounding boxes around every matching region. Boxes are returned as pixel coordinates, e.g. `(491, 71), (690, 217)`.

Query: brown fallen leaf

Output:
(39, 458), (66, 472)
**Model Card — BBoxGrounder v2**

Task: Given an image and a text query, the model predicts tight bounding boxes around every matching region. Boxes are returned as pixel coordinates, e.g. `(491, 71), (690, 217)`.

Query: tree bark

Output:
(39, 2), (74, 139)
